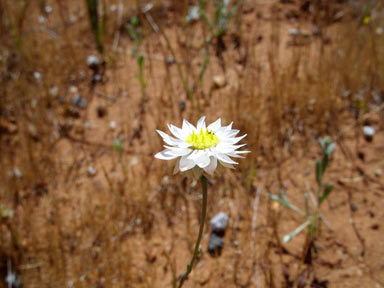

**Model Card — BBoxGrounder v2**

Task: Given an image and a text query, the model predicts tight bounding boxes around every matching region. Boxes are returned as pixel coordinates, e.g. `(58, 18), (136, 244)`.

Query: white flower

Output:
(155, 116), (249, 176)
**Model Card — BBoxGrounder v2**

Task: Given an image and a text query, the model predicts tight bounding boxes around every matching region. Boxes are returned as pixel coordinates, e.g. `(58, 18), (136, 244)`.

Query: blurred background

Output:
(0, 0), (383, 287)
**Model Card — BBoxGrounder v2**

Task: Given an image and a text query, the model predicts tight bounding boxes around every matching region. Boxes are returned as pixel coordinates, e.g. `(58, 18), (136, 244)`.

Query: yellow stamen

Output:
(186, 129), (220, 150)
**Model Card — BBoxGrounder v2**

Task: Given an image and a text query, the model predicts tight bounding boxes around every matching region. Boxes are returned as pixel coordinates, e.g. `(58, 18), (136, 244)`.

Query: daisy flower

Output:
(155, 116), (249, 176)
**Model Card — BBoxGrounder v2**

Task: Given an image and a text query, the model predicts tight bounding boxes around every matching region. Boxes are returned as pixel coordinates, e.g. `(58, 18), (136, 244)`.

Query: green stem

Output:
(178, 175), (208, 288)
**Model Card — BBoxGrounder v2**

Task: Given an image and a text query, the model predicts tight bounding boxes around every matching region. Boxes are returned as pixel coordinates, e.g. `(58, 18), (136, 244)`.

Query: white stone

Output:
(129, 156), (138, 166)
(33, 71), (41, 79)
(109, 121), (116, 130)
(213, 75), (226, 88)
(69, 85), (78, 94)
(45, 5), (53, 13)
(362, 126), (375, 137)
(186, 6), (200, 23)
(87, 55), (100, 67)
(210, 212), (229, 233)
(87, 166), (96, 176)
(37, 16), (46, 24)
(49, 86), (59, 97)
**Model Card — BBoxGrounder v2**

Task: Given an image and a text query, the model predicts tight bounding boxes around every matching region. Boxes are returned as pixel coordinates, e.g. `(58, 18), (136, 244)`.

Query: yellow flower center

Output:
(186, 129), (220, 150)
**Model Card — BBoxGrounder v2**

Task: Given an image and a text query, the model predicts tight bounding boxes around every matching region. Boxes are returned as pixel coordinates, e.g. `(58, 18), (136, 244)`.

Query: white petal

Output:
(187, 150), (210, 168)
(233, 150), (251, 154)
(155, 149), (179, 160)
(226, 134), (247, 144)
(187, 149), (202, 160)
(168, 124), (187, 140)
(156, 130), (190, 147)
(214, 127), (229, 138)
(163, 145), (192, 156)
(179, 155), (196, 171)
(196, 116), (206, 131)
(217, 129), (241, 139)
(227, 152), (245, 158)
(226, 129), (240, 138)
(216, 143), (246, 153)
(207, 118), (222, 132)
(216, 153), (238, 165)
(225, 122), (233, 130)
(188, 150), (200, 159)
(194, 152), (210, 168)
(203, 157), (217, 175)
(218, 160), (235, 169)
(182, 119), (196, 134)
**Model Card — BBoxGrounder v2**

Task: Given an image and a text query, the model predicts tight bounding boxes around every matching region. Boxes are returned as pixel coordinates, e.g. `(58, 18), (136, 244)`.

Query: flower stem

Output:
(178, 175), (208, 288)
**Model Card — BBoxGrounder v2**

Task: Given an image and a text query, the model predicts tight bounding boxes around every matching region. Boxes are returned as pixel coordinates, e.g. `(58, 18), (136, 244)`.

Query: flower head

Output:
(155, 116), (249, 176)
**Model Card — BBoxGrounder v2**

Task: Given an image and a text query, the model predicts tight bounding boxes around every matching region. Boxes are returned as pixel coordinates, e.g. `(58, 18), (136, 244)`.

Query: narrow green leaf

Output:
(138, 55), (144, 69)
(268, 194), (280, 201)
(316, 159), (322, 185)
(131, 15), (138, 27)
(269, 194), (305, 216)
(113, 139), (122, 153)
(321, 155), (329, 174)
(319, 184), (334, 204)
(269, 194), (288, 208)
(279, 189), (289, 204)
(282, 220), (311, 243)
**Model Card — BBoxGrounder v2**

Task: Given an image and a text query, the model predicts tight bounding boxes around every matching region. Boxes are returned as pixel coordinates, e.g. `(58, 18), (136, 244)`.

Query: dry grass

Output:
(1, 0), (384, 287)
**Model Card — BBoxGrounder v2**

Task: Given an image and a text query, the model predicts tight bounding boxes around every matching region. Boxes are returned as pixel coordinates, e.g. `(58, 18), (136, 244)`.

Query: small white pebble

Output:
(362, 125), (375, 137)
(93, 74), (102, 82)
(87, 166), (96, 176)
(67, 280), (75, 288)
(13, 168), (23, 178)
(69, 85), (78, 94)
(213, 75), (226, 88)
(109, 121), (116, 130)
(87, 55), (100, 67)
(129, 156), (138, 166)
(186, 6), (199, 22)
(45, 5), (53, 13)
(79, 274), (86, 281)
(210, 212), (229, 233)
(8, 168), (22, 179)
(49, 86), (59, 97)
(162, 175), (170, 185)
(69, 15), (77, 24)
(288, 28), (300, 36)
(37, 15), (47, 24)
(33, 71), (41, 79)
